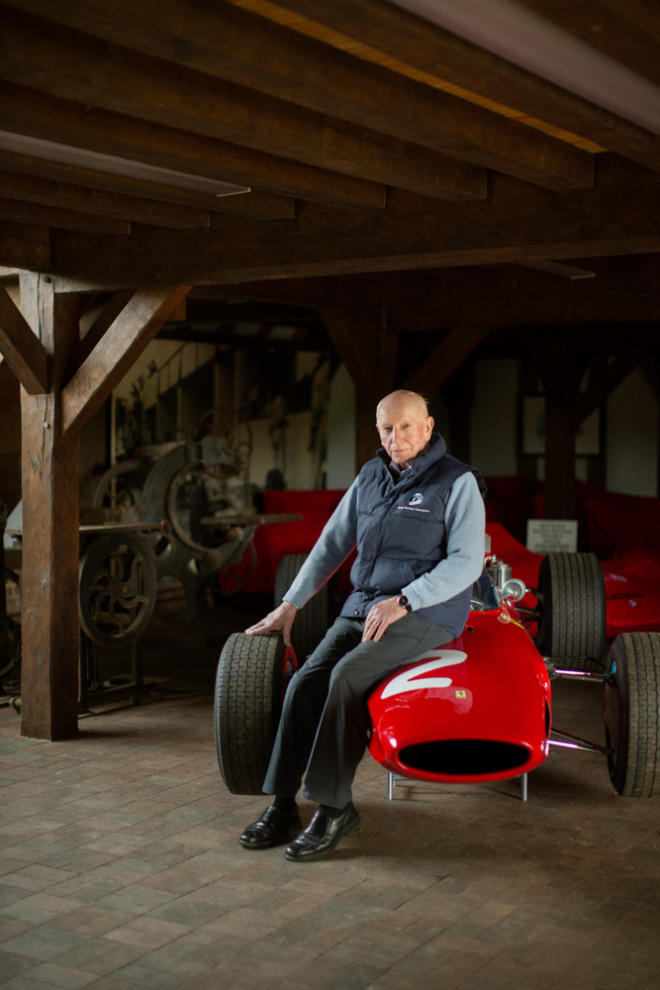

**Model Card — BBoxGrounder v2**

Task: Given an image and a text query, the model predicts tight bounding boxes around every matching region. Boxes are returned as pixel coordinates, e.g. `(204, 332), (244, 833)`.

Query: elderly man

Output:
(240, 389), (486, 861)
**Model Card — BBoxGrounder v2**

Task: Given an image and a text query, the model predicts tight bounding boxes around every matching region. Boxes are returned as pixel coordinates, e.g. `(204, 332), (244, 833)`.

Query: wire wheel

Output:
(534, 552), (606, 670)
(78, 533), (157, 647)
(214, 632), (295, 794)
(603, 632), (660, 798)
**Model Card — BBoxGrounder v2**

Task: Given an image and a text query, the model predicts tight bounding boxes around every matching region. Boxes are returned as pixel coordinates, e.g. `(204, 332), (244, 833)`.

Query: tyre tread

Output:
(536, 552), (606, 670)
(214, 632), (284, 795)
(607, 632), (660, 798)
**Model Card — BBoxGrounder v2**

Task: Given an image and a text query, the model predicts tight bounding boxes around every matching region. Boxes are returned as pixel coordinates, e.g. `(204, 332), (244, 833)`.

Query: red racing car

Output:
(214, 535), (660, 803)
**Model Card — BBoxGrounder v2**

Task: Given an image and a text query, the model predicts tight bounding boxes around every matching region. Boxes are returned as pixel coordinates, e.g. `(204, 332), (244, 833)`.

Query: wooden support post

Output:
(320, 306), (397, 471)
(19, 273), (81, 739)
(20, 398), (80, 738)
(5, 274), (191, 740)
(528, 332), (580, 520)
(544, 393), (577, 520)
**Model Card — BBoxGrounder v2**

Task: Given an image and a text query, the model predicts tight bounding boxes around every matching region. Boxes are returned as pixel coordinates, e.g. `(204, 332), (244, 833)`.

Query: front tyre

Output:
(603, 632), (660, 798)
(214, 632), (295, 795)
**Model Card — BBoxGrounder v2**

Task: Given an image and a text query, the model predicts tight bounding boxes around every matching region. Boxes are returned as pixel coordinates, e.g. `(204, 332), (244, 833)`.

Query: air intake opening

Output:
(399, 739), (529, 776)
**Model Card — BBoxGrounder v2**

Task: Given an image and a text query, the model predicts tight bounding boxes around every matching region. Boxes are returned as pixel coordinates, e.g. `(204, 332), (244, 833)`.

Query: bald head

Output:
(376, 389), (428, 421)
(376, 390), (434, 468)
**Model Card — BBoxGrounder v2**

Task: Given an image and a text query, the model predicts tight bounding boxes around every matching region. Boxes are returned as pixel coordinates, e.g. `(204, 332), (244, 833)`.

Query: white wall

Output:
(248, 410), (316, 490)
(607, 367), (658, 496)
(470, 358), (518, 475)
(326, 364), (356, 489)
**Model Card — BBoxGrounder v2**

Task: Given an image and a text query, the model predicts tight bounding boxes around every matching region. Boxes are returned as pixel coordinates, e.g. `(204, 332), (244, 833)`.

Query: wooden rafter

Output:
(0, 199), (130, 236)
(1, 0), (594, 193)
(403, 324), (492, 397)
(0, 283), (48, 393)
(0, 8), (486, 203)
(0, 82), (384, 211)
(77, 289), (135, 365)
(573, 347), (651, 428)
(0, 170), (211, 230)
(60, 285), (192, 440)
(321, 306), (396, 405)
(517, 0), (660, 86)
(44, 156), (660, 290)
(272, 0), (660, 171)
(0, 148), (295, 221)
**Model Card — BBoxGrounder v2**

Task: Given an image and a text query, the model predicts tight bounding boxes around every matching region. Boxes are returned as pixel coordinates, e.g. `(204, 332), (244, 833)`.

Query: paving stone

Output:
(2, 640), (660, 990)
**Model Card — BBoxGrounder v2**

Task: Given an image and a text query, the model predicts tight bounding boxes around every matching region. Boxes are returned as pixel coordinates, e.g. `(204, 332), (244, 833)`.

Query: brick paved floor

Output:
(1, 609), (660, 989)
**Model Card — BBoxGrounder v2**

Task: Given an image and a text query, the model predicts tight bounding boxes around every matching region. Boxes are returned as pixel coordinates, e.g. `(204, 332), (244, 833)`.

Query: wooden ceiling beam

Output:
(0, 169), (210, 230)
(194, 277), (382, 312)
(274, 0), (660, 172)
(0, 85), (383, 212)
(2, 0), (593, 192)
(0, 283), (49, 393)
(383, 257), (660, 331)
(44, 156), (660, 289)
(190, 261), (660, 331)
(0, 149), (295, 222)
(600, 0), (660, 40)
(0, 9), (485, 204)
(0, 220), (49, 271)
(0, 198), (130, 236)
(516, 0), (660, 86)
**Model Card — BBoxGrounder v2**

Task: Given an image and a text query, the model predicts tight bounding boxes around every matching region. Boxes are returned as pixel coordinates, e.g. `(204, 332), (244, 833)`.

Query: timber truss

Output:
(0, 0), (659, 737)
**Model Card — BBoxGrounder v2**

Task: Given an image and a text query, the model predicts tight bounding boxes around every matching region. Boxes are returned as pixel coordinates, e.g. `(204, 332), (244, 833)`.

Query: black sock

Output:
(274, 796), (297, 813)
(319, 803), (347, 818)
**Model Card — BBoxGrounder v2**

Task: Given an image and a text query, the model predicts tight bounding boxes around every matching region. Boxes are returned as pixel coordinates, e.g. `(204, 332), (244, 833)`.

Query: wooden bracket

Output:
(0, 283), (49, 393)
(60, 284), (192, 440)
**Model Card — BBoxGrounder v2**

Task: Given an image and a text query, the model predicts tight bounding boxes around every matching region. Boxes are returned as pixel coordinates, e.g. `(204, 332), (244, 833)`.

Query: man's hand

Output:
(362, 597), (408, 643)
(245, 600), (298, 646)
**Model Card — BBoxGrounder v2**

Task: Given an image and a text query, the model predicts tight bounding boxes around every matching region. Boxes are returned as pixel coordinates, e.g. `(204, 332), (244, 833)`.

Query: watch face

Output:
(398, 595), (410, 611)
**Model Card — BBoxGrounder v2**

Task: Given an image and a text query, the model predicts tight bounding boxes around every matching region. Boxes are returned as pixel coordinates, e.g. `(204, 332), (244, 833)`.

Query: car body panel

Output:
(368, 604), (552, 785)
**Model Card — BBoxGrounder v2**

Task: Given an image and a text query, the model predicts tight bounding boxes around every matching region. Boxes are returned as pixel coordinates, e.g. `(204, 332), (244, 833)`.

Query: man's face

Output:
(376, 396), (434, 468)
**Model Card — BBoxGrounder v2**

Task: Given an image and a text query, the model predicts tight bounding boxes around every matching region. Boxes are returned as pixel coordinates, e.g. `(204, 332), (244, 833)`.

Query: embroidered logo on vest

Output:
(409, 492), (424, 506)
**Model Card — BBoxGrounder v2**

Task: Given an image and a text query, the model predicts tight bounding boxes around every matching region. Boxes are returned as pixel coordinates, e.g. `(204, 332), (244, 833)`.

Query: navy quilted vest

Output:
(340, 434), (483, 636)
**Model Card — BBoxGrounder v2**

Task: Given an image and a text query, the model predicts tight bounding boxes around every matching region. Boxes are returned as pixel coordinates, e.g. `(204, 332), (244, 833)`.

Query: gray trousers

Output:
(262, 613), (451, 808)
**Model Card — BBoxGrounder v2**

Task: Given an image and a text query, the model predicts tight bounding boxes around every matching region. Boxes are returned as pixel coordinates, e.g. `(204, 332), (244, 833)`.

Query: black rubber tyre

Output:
(214, 632), (290, 794)
(274, 553), (329, 663)
(603, 632), (660, 798)
(534, 552), (606, 670)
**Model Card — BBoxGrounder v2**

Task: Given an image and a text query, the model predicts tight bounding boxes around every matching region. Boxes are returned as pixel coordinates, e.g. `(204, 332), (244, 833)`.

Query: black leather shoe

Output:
(239, 806), (302, 849)
(285, 802), (361, 862)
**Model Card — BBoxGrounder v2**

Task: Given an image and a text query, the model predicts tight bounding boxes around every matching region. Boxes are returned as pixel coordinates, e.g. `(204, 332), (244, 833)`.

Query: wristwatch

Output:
(396, 594), (412, 612)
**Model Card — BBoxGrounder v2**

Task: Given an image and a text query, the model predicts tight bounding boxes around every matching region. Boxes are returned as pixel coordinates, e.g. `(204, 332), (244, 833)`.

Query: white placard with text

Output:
(526, 519), (578, 554)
